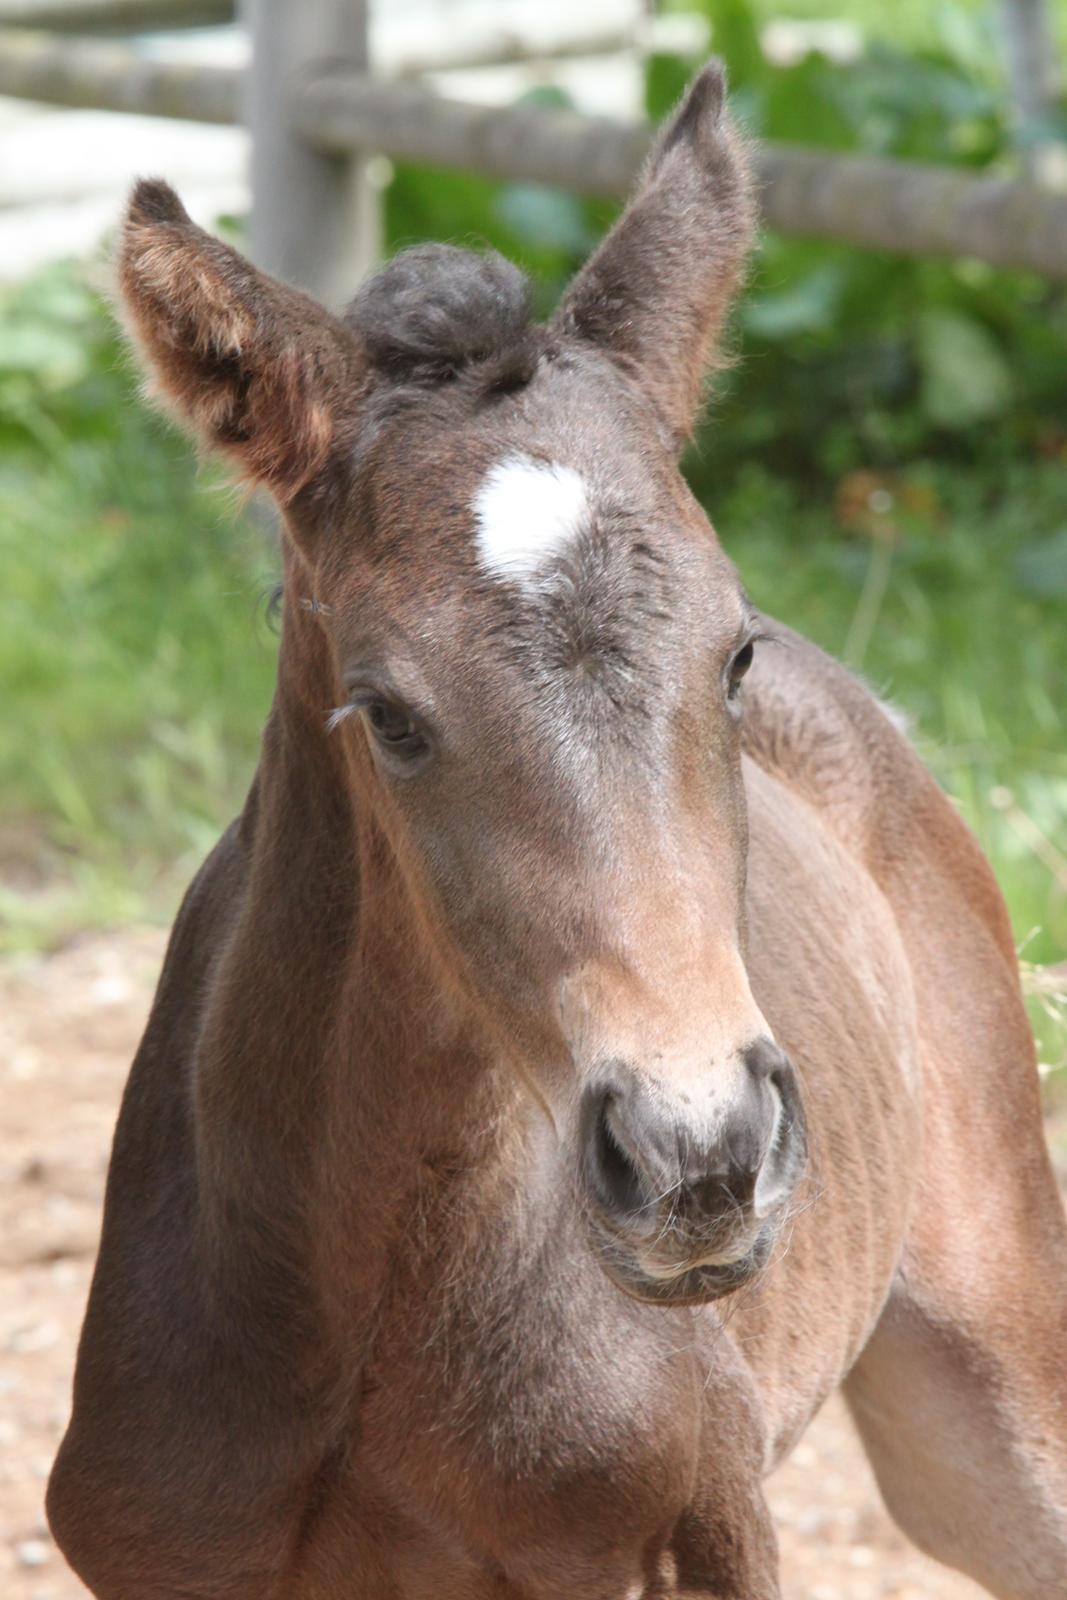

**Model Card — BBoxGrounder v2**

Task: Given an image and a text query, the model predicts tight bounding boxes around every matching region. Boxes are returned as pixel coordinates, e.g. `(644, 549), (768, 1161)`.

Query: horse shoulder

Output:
(743, 622), (1015, 954)
(47, 816), (319, 1599)
(730, 622), (1049, 1461)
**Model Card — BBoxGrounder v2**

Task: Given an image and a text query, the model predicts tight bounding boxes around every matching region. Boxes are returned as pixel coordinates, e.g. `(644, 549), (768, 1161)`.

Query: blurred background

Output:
(0, 2), (1065, 1596)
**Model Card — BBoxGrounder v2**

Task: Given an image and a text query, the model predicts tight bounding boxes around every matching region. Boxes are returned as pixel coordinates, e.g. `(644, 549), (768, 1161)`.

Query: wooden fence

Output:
(0, 0), (1065, 300)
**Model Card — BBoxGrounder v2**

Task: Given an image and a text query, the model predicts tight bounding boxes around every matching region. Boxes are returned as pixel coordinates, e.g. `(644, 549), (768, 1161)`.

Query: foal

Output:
(48, 66), (1067, 1600)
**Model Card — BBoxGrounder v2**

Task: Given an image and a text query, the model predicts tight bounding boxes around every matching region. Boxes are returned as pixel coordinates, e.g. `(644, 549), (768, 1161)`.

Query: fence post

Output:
(243, 0), (380, 306)
(996, 0), (1062, 177)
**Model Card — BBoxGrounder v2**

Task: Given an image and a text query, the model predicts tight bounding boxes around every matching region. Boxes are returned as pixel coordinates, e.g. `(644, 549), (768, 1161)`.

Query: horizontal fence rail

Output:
(0, 26), (235, 117)
(2, 26), (1067, 277)
(0, 0), (229, 27)
(0, 1), (637, 73)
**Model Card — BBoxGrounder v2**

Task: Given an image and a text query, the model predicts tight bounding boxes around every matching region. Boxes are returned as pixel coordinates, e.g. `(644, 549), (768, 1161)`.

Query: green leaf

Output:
(1014, 528), (1067, 599)
(495, 185), (593, 256)
(916, 308), (1013, 428)
(645, 49), (699, 121)
(744, 264), (847, 339)
(931, 0), (996, 81)
(0, 322), (90, 386)
(761, 55), (858, 150)
(515, 84), (573, 112)
(702, 0), (765, 93)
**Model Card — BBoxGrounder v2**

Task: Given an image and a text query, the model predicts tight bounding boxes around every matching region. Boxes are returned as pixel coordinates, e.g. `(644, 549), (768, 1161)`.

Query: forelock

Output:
(344, 244), (535, 386)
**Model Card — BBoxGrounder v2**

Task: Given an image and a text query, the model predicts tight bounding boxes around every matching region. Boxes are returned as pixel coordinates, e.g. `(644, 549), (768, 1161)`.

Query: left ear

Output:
(554, 63), (755, 447)
(118, 179), (363, 504)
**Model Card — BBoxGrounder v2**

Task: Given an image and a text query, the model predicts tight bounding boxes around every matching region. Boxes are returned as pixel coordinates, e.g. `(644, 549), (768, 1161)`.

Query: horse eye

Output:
(727, 640), (755, 700)
(363, 698), (426, 758)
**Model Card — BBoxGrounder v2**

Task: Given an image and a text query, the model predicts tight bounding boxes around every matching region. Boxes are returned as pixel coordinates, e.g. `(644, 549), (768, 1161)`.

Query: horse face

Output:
(312, 353), (804, 1302)
(118, 65), (805, 1304)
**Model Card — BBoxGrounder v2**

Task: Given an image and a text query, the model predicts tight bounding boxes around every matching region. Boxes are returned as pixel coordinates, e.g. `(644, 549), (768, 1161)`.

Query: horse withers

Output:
(47, 64), (1067, 1600)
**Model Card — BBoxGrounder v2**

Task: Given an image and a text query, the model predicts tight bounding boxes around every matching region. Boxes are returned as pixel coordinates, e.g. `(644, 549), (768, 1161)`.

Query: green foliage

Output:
(644, 0), (1067, 488)
(386, 2), (1067, 489)
(385, 126), (612, 319)
(916, 306), (1014, 429)
(0, 263), (276, 948)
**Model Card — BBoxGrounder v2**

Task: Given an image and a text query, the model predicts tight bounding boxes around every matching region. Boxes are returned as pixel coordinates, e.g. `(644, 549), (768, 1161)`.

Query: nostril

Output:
(590, 1097), (648, 1219)
(753, 1055), (807, 1220)
(744, 1040), (799, 1151)
(692, 1169), (750, 1217)
(744, 1036), (789, 1083)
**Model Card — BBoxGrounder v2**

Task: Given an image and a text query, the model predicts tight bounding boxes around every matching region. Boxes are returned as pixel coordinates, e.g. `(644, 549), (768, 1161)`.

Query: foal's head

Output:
(119, 65), (806, 1306)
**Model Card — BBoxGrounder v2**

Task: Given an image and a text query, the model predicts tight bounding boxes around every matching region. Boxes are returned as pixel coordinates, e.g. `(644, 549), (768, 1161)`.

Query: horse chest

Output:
(324, 1255), (708, 1598)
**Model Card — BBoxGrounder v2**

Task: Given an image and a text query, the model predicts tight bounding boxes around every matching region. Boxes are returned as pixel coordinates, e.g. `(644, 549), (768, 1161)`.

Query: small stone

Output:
(6, 1320), (60, 1354)
(16, 1539), (50, 1568)
(8, 1048), (40, 1081)
(91, 975), (132, 1007)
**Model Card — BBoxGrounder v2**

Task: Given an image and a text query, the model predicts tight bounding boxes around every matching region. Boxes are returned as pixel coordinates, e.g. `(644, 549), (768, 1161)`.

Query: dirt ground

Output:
(4, 930), (1053, 1599)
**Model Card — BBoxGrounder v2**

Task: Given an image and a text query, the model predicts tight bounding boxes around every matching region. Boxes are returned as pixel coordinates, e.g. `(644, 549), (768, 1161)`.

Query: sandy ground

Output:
(2, 928), (1043, 1599)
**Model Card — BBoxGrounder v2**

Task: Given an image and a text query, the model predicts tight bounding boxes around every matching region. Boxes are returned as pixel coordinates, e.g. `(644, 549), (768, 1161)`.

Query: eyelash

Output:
(328, 692), (430, 766)
(326, 703), (358, 733)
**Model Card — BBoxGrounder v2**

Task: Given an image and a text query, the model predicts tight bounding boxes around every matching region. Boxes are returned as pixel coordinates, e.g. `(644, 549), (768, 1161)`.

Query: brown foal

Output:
(47, 65), (1067, 1600)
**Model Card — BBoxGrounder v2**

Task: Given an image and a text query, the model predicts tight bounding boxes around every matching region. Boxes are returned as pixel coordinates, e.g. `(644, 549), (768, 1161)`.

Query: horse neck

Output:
(191, 549), (528, 1343)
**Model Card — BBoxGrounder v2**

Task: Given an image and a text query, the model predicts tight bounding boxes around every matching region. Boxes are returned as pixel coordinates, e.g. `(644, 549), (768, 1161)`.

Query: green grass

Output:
(0, 459), (276, 945)
(0, 264), (277, 949)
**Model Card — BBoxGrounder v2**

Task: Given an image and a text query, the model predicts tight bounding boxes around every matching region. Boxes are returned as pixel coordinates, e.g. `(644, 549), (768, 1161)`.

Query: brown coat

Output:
(48, 66), (1067, 1600)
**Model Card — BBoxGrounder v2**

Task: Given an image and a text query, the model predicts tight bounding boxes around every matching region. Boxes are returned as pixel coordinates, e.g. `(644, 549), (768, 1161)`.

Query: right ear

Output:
(118, 179), (363, 504)
(554, 64), (755, 448)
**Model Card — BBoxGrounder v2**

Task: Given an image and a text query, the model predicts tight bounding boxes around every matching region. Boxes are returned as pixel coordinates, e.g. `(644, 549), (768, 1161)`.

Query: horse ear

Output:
(554, 63), (755, 448)
(118, 180), (362, 504)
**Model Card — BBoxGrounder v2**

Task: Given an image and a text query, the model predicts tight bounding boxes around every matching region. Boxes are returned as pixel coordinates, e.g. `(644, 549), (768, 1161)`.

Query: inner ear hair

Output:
(118, 179), (362, 503)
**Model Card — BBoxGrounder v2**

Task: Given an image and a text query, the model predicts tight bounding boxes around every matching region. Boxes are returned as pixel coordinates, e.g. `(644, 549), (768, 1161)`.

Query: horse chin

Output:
(596, 1220), (778, 1308)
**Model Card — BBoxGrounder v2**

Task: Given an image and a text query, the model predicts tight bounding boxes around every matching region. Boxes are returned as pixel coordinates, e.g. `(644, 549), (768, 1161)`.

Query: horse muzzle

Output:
(579, 1040), (807, 1306)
